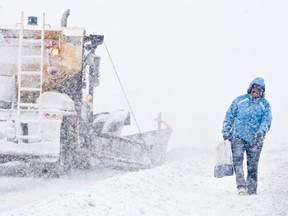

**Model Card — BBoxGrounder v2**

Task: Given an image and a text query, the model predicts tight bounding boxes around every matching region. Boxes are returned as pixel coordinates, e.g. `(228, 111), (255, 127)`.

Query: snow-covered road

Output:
(0, 141), (287, 216)
(0, 168), (126, 213)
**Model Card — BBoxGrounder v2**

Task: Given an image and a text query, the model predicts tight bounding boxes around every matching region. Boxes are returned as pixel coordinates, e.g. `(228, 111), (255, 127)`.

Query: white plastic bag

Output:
(214, 140), (234, 178)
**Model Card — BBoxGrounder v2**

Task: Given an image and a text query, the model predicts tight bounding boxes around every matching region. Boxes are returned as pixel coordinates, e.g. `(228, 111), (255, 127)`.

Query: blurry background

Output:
(0, 0), (287, 149)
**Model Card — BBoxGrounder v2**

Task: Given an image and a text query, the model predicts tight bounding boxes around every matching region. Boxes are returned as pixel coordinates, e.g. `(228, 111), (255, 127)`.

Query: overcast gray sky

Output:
(0, 0), (287, 149)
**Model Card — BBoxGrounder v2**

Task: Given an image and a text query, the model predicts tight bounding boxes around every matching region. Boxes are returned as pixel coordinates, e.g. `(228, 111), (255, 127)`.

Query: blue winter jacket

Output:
(222, 77), (272, 143)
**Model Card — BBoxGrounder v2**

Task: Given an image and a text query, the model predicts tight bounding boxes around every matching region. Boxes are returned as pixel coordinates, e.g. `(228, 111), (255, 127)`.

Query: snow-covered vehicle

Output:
(0, 10), (172, 176)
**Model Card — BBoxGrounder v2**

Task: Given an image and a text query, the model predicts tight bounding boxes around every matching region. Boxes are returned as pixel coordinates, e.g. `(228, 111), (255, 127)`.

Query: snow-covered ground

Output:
(0, 140), (287, 216)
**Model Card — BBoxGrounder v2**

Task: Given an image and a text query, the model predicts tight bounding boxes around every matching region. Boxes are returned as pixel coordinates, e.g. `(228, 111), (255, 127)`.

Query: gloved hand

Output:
(223, 135), (231, 141)
(255, 132), (263, 141)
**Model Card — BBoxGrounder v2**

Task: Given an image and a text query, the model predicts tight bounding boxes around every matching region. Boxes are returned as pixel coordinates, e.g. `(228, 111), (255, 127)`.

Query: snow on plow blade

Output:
(88, 127), (173, 170)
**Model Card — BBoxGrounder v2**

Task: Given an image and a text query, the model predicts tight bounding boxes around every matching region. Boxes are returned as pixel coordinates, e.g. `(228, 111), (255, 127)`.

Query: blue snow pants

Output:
(231, 137), (263, 195)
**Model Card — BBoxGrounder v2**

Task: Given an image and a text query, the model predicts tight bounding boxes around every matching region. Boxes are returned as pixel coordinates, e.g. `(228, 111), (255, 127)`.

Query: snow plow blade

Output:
(83, 126), (173, 170)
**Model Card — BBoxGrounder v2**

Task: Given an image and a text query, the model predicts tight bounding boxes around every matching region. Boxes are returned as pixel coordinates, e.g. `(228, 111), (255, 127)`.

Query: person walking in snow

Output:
(222, 77), (272, 195)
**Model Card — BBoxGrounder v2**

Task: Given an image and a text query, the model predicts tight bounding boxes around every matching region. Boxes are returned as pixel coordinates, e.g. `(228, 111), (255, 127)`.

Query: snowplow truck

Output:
(0, 11), (172, 175)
